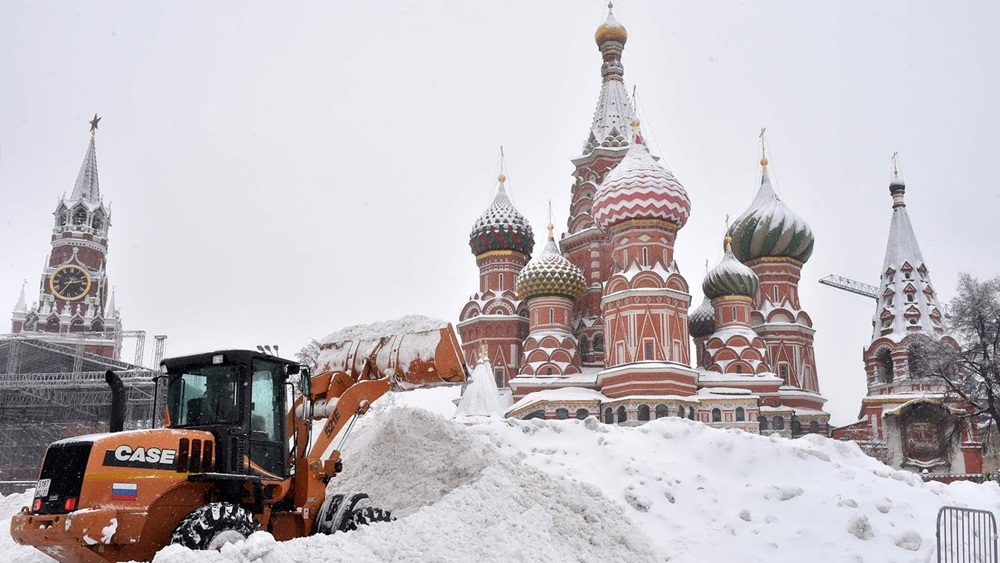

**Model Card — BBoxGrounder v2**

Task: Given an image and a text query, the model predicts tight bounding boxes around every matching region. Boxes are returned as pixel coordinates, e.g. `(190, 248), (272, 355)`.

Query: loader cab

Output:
(161, 350), (300, 479)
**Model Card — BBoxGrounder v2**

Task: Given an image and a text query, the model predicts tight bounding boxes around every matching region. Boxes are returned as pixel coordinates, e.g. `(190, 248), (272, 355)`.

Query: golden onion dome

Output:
(595, 3), (628, 45)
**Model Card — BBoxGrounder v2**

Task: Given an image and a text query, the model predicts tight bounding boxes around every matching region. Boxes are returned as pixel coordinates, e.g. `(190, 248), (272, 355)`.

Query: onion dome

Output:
(595, 2), (628, 45)
(703, 237), (760, 300)
(688, 295), (716, 338)
(728, 158), (814, 264)
(515, 225), (586, 301)
(469, 174), (535, 257)
(591, 130), (691, 232)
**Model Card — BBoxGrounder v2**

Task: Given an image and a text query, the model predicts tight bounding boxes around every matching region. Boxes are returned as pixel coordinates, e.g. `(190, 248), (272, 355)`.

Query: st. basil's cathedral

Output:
(458, 4), (830, 437)
(457, 3), (985, 480)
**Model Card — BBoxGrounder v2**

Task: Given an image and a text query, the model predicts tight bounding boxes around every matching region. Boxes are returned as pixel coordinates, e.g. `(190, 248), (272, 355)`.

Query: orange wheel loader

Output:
(10, 322), (469, 562)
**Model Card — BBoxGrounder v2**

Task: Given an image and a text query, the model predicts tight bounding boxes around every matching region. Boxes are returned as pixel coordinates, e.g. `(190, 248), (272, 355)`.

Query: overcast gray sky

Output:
(1, 1), (998, 425)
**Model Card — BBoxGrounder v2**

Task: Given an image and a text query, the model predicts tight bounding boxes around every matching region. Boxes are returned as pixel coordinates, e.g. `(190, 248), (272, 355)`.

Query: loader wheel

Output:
(170, 502), (257, 550)
(339, 506), (394, 532)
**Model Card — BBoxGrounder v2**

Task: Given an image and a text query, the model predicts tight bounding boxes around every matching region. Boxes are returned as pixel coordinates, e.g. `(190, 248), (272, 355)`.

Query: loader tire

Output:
(170, 502), (258, 550)
(339, 506), (394, 532)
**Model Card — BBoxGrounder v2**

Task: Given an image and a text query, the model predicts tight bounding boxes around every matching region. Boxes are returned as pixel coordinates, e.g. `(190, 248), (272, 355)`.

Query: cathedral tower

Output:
(11, 117), (120, 358)
(590, 127), (696, 398)
(728, 156), (825, 416)
(458, 173), (534, 388)
(513, 223), (586, 382)
(561, 3), (646, 367)
(833, 165), (979, 476)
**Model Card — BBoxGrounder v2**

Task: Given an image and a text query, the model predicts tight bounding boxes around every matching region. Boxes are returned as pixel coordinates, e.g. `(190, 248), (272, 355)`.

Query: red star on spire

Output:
(89, 114), (101, 134)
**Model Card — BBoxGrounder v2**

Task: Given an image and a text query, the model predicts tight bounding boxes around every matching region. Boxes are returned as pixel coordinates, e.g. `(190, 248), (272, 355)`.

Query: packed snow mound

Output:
(156, 407), (654, 563)
(471, 417), (1000, 562)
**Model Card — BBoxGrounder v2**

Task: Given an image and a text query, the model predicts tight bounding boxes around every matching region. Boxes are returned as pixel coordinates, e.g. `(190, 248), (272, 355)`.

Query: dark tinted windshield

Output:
(167, 365), (240, 427)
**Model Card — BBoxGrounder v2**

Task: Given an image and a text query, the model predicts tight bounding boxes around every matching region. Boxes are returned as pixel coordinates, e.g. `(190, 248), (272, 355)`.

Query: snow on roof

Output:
(507, 387), (609, 415)
(697, 370), (783, 384)
(696, 387), (758, 397)
(758, 405), (794, 414)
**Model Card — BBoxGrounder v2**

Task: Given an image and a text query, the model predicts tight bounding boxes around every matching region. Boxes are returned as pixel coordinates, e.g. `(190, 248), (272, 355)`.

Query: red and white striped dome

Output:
(591, 143), (691, 232)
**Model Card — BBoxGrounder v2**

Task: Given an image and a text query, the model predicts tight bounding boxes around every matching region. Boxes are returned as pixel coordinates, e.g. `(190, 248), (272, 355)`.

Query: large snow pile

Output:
(4, 399), (1000, 562)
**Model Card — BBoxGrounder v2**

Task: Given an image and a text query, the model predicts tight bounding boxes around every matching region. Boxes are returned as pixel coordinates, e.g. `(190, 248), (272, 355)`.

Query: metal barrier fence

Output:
(938, 506), (998, 562)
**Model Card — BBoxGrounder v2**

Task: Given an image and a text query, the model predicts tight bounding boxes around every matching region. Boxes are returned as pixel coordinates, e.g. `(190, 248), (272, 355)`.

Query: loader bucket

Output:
(315, 316), (468, 390)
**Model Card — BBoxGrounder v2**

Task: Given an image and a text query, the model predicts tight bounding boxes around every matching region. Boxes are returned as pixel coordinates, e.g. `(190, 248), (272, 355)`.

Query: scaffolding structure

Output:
(0, 334), (162, 482)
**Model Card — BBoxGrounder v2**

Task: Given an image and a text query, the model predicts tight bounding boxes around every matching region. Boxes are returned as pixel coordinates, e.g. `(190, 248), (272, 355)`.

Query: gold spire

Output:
(759, 127), (768, 170)
(498, 146), (507, 185)
(631, 119), (640, 133)
(547, 199), (554, 238)
(724, 215), (732, 250)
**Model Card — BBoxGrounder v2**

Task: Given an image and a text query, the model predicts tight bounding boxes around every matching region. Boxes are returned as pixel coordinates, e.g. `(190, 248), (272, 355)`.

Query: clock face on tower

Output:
(49, 265), (92, 301)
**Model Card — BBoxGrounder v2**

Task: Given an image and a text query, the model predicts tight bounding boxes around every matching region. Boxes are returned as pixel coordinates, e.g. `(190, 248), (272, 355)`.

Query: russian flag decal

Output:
(111, 483), (138, 501)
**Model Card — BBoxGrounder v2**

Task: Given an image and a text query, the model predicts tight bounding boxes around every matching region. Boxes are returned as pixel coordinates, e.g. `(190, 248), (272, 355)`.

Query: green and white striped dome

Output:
(728, 162), (814, 264)
(703, 238), (760, 300)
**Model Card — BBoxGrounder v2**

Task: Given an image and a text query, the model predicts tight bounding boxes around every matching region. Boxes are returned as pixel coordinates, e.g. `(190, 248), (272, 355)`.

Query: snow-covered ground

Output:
(3, 388), (1000, 562)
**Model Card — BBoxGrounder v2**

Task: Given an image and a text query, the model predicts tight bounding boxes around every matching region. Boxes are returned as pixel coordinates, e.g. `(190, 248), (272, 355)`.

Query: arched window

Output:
(549, 309), (554, 324)
(791, 419), (802, 437)
(735, 364), (743, 374)
(688, 407), (695, 420)
(579, 336), (589, 358)
(495, 369), (504, 389)
(773, 416), (785, 431)
(546, 366), (554, 375)
(778, 364), (789, 384)
(655, 404), (668, 419)
(711, 408), (722, 422)
(58, 211), (68, 226)
(556, 408), (569, 420)
(638, 404), (650, 421)
(593, 334), (604, 353)
(72, 208), (87, 225)
(809, 420), (820, 434)
(759, 416), (769, 431)
(735, 407), (745, 422)
(69, 318), (84, 333)
(604, 408), (614, 424)
(576, 408), (589, 420)
(642, 247), (648, 267)
(877, 348), (894, 383)
(46, 316), (60, 332)
(91, 320), (104, 332)
(645, 341), (654, 360)
(498, 274), (504, 291)
(617, 406), (627, 423)
(525, 410), (546, 420)
(92, 214), (103, 231)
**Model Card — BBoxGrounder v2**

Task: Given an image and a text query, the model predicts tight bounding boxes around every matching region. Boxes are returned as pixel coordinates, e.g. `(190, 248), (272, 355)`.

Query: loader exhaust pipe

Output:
(105, 369), (126, 433)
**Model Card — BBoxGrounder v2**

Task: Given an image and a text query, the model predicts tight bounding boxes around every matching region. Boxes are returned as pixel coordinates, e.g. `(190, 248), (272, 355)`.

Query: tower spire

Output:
(71, 116), (102, 203)
(13, 281), (27, 313)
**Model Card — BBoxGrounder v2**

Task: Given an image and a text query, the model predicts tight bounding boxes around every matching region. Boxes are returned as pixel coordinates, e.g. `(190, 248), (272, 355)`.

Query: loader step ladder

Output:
(937, 506), (998, 562)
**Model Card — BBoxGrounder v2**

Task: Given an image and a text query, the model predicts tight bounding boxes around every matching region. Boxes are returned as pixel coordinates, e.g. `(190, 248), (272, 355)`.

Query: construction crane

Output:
(818, 275), (878, 300)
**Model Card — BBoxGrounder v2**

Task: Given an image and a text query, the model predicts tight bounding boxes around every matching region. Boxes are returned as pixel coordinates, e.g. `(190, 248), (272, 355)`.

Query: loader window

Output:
(167, 366), (239, 427)
(249, 359), (286, 477)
